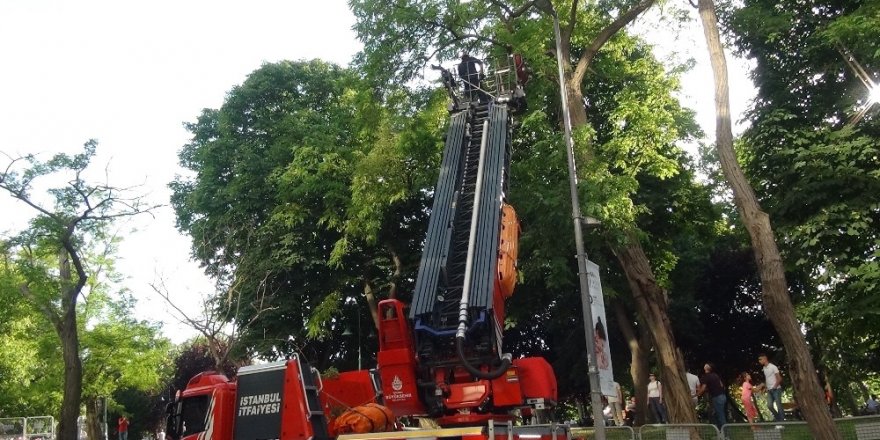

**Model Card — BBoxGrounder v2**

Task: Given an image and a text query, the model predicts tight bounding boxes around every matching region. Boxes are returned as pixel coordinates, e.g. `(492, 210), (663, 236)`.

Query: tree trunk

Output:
(58, 308), (84, 440)
(387, 246), (402, 300)
(364, 280), (380, 330)
(696, 1), (841, 437)
(614, 302), (650, 426)
(85, 397), (104, 440)
(613, 237), (697, 424)
(566, 80), (589, 129)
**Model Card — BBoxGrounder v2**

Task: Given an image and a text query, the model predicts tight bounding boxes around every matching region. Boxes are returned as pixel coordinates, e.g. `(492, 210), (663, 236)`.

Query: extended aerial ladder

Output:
(376, 56), (555, 426)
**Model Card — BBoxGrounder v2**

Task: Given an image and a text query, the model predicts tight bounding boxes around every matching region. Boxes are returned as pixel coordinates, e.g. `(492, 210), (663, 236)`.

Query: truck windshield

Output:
(180, 395), (210, 436)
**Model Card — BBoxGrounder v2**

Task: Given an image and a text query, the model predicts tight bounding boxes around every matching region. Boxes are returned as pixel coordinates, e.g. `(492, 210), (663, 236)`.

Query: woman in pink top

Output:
(740, 372), (758, 425)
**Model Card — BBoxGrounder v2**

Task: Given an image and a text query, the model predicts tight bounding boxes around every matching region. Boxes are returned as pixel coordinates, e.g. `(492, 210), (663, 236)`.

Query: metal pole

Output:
(102, 396), (108, 440)
(548, 10), (606, 440)
(457, 120), (491, 340)
(357, 311), (363, 370)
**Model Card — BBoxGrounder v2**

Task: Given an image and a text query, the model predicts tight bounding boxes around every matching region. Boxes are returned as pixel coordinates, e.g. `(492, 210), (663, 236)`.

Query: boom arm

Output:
(375, 58), (553, 423)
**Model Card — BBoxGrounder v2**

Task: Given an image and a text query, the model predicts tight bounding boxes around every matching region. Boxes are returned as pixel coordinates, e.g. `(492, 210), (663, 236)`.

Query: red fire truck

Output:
(165, 60), (562, 440)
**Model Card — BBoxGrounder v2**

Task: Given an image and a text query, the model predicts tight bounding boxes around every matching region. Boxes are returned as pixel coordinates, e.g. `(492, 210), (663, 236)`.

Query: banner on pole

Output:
(587, 260), (615, 397)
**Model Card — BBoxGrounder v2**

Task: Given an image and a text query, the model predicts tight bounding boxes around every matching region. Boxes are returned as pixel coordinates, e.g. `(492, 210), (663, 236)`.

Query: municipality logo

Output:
(391, 375), (403, 391)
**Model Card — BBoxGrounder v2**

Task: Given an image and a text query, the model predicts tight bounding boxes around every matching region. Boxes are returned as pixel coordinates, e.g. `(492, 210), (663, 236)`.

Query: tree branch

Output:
(60, 227), (89, 303)
(507, 0), (537, 19)
(19, 282), (62, 326)
(563, 0), (580, 44)
(150, 280), (216, 338)
(364, 279), (380, 330)
(0, 180), (63, 222)
(151, 272), (276, 369)
(489, 0), (515, 18)
(571, 0), (656, 86)
(437, 21), (509, 49)
(387, 246), (402, 299)
(489, 0), (536, 33)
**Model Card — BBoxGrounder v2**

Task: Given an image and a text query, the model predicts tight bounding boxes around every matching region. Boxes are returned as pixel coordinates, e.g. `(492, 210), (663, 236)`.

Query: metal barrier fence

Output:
(722, 421), (811, 439)
(640, 423), (720, 440)
(568, 415), (880, 439)
(842, 415), (880, 439)
(0, 418), (26, 440)
(0, 417), (53, 440)
(571, 426), (636, 440)
(720, 415), (880, 440)
(24, 417), (54, 440)
(14, 414), (880, 440)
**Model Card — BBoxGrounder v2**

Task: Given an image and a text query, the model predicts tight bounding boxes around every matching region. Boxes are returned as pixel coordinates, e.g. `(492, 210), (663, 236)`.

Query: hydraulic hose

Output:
(456, 336), (512, 380)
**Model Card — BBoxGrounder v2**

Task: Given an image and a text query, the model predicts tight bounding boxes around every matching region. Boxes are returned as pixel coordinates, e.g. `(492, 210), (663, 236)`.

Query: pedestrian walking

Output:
(118, 416), (129, 440)
(698, 363), (727, 429)
(624, 396), (637, 426)
(647, 373), (668, 423)
(686, 370), (700, 407)
(740, 372), (758, 426)
(758, 353), (785, 421)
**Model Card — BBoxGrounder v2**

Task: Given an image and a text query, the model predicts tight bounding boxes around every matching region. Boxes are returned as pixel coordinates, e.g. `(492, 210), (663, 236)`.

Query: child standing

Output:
(740, 372), (758, 426)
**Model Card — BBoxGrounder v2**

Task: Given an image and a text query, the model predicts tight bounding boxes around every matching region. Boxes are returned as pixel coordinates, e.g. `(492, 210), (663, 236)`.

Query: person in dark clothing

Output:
(624, 397), (636, 426)
(697, 363), (727, 429)
(457, 52), (484, 101)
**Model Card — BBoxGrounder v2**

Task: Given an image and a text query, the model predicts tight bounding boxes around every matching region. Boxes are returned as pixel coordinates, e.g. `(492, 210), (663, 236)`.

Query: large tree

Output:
(0, 240), (171, 440)
(697, 0), (842, 436)
(171, 60), (446, 367)
(0, 238), (170, 440)
(0, 142), (156, 440)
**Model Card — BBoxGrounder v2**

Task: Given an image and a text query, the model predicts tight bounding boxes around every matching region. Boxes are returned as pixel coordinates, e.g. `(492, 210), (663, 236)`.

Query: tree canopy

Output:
(171, 60), (450, 367)
(0, 144), (167, 440)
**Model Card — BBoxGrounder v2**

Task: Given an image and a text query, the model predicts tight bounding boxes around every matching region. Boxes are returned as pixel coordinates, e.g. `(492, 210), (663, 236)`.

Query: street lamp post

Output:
(344, 310), (363, 370)
(533, 0), (607, 438)
(102, 396), (108, 440)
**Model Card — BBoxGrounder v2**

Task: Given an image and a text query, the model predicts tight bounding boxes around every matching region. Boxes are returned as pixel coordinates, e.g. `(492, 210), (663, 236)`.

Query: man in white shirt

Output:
(759, 354), (785, 421)
(686, 371), (700, 406)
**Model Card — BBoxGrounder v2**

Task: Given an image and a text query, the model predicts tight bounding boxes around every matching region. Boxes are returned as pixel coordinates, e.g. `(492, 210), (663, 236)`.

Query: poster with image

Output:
(587, 260), (615, 397)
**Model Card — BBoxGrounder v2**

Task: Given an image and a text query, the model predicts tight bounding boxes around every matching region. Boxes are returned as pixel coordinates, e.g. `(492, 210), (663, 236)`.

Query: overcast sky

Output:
(0, 1), (753, 344)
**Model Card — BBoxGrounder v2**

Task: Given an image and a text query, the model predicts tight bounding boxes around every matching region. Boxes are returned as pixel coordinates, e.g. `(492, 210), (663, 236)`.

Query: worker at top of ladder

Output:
(457, 51), (485, 103)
